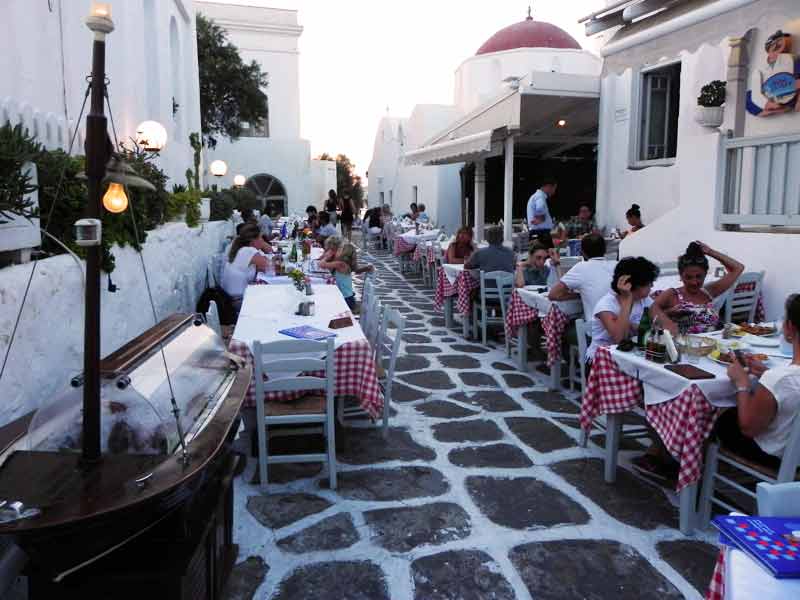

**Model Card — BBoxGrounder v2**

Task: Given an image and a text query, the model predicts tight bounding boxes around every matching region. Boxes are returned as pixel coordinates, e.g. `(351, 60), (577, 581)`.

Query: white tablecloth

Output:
(725, 546), (800, 600)
(441, 263), (478, 285)
(516, 288), (583, 318)
(399, 230), (441, 245)
(233, 285), (364, 350)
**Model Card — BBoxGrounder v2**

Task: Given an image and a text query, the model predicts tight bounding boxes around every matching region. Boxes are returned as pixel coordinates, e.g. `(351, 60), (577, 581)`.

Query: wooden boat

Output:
(0, 314), (250, 582)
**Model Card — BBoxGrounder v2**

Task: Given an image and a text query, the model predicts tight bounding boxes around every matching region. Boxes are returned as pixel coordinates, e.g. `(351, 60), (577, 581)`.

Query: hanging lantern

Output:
(233, 174), (246, 187)
(135, 120), (168, 152)
(210, 160), (228, 177)
(102, 183), (128, 213)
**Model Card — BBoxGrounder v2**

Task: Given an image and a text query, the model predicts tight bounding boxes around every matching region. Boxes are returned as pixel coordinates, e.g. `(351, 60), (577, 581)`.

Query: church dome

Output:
(476, 13), (581, 55)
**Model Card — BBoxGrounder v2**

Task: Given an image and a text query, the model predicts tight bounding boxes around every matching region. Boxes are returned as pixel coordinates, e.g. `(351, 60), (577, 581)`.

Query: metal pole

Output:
(81, 36), (110, 465)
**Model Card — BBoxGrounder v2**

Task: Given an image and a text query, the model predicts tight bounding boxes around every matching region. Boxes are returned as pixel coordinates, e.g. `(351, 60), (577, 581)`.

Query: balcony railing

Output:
(716, 131), (800, 229)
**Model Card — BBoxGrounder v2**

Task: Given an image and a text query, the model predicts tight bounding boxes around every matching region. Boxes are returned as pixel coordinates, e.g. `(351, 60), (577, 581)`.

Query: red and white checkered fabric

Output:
(504, 290), (539, 339)
(393, 236), (416, 256)
(455, 270), (480, 316)
(228, 335), (383, 420)
(434, 268), (456, 310)
(581, 346), (721, 491)
(542, 305), (570, 367)
(706, 549), (725, 600)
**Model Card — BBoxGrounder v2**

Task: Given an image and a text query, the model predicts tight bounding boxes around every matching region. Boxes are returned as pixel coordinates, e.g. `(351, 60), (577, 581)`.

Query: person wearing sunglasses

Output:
(654, 241), (744, 334)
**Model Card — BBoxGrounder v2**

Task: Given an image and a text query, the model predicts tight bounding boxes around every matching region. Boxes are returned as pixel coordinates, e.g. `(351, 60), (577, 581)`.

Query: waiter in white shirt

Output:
(526, 177), (557, 243)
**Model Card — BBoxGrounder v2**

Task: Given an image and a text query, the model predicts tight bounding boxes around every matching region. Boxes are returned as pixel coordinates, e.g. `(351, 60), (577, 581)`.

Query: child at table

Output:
(319, 237), (374, 310)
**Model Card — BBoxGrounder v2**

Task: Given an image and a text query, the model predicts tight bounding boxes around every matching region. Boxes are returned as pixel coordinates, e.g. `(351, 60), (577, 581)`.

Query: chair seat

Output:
(266, 395), (325, 417)
(719, 446), (799, 481)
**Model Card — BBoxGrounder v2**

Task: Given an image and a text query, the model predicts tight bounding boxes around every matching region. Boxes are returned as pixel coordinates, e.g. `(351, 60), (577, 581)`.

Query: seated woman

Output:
(654, 241), (744, 334)
(587, 257), (668, 362)
(722, 294), (800, 469)
(221, 223), (270, 312)
(514, 241), (560, 288)
(620, 204), (644, 238)
(445, 226), (475, 265)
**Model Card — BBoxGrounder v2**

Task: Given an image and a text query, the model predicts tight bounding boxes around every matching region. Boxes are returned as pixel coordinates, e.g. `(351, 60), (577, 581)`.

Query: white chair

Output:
(212, 252), (226, 288)
(557, 256), (582, 277)
(472, 271), (514, 346)
(698, 412), (800, 529)
(757, 481), (800, 517)
(362, 221), (383, 251)
(361, 294), (384, 351)
(567, 319), (590, 398)
(339, 307), (405, 431)
(724, 271), (765, 324)
(253, 338), (337, 492)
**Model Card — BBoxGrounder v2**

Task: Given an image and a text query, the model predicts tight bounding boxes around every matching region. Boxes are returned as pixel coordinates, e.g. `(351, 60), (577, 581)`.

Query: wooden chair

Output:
(698, 415), (800, 529)
(724, 271), (765, 324)
(472, 271), (514, 346)
(253, 338), (337, 492)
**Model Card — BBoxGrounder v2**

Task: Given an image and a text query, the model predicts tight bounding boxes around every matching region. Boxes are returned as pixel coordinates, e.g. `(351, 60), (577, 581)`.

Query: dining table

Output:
(434, 263), (481, 337)
(393, 228), (440, 256)
(228, 284), (383, 419)
(707, 542), (800, 600)
(580, 329), (791, 534)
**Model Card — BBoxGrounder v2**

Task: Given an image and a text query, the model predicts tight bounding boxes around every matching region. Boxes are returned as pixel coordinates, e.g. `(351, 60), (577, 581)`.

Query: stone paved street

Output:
(227, 244), (719, 600)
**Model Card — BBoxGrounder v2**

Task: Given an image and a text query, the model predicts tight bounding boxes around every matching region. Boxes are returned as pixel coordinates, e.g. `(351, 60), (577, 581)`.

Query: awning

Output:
(600, 0), (768, 75)
(403, 130), (501, 166)
(405, 71), (600, 166)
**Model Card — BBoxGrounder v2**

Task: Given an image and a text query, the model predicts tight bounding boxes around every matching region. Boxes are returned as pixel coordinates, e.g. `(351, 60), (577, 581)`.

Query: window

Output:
(389, 190), (393, 206)
(412, 185), (418, 205)
(379, 191), (385, 205)
(240, 114), (269, 138)
(632, 61), (681, 166)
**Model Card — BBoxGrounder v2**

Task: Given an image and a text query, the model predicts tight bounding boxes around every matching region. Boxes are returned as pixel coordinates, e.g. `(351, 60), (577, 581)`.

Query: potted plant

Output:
(695, 80), (726, 128)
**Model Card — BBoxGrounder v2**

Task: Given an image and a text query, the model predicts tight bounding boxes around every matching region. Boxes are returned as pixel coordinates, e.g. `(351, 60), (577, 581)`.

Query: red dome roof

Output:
(476, 17), (581, 55)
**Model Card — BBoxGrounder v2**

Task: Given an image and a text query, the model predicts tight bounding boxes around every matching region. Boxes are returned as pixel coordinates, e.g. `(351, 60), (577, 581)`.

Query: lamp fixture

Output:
(210, 160), (228, 177)
(557, 119), (567, 128)
(86, 3), (114, 35)
(135, 121), (168, 152)
(233, 174), (246, 187)
(102, 182), (128, 213)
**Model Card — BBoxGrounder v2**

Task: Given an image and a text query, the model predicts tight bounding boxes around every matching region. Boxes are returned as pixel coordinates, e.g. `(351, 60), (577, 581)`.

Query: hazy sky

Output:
(209, 1), (601, 177)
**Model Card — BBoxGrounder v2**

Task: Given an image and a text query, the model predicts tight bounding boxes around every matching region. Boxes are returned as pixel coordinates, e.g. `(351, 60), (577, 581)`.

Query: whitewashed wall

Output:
(0, 221), (232, 427)
(0, 0), (202, 185)
(367, 117), (408, 210)
(310, 159), (337, 211)
(598, 3), (800, 320)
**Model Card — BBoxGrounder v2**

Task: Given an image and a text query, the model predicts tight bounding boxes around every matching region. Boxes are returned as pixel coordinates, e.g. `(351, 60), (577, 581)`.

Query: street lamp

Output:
(210, 160), (228, 178)
(135, 120), (168, 152)
(233, 174), (246, 187)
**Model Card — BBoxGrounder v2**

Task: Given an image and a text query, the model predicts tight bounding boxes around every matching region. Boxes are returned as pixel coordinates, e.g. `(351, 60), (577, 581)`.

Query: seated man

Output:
(558, 203), (598, 241)
(465, 225), (514, 273)
(548, 233), (616, 320)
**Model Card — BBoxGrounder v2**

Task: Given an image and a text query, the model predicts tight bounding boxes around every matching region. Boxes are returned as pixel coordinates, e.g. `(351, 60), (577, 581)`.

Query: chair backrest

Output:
(757, 482), (800, 517)
(558, 256), (583, 275)
(575, 318), (590, 360)
(480, 271), (514, 319)
(213, 252), (226, 288)
(253, 338), (335, 400)
(363, 296), (384, 351)
(725, 271), (765, 323)
(206, 300), (222, 338)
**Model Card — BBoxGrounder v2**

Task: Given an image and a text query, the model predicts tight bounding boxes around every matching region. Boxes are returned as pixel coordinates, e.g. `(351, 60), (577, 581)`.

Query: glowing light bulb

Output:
(210, 160), (228, 177)
(135, 121), (168, 152)
(233, 174), (246, 187)
(103, 182), (128, 213)
(557, 119), (567, 128)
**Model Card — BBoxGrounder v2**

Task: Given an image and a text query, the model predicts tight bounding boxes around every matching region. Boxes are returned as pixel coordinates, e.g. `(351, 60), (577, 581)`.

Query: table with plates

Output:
(393, 229), (440, 256)
(581, 336), (790, 532)
(228, 284), (383, 419)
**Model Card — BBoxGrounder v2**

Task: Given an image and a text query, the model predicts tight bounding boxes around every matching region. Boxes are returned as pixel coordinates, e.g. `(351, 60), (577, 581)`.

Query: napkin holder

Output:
(328, 316), (353, 329)
(296, 301), (315, 316)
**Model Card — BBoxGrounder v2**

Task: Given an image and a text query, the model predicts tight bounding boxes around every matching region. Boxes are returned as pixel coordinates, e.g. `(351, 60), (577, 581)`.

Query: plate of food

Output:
(732, 323), (778, 337)
(708, 349), (770, 366)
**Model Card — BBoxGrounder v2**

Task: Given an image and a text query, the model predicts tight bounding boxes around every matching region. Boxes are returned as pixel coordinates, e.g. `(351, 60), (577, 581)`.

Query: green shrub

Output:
(698, 80), (726, 107)
(166, 188), (202, 228)
(0, 121), (41, 223)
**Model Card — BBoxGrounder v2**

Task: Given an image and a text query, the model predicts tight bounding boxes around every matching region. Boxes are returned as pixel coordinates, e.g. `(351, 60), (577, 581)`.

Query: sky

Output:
(208, 1), (602, 178)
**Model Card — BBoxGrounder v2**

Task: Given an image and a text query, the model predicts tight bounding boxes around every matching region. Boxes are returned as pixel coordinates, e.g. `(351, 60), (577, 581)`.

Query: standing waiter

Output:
(526, 177), (557, 246)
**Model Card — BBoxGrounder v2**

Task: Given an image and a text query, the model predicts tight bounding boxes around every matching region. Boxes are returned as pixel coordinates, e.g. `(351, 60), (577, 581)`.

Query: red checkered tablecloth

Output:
(434, 268), (456, 310)
(580, 346), (721, 491)
(394, 236), (416, 256)
(455, 270), (480, 316)
(706, 550), (725, 600)
(504, 290), (539, 339)
(542, 304), (570, 367)
(228, 336), (383, 420)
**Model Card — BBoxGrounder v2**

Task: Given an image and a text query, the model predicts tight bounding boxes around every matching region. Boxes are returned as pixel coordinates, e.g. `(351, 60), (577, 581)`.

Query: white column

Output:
(474, 160), (486, 242)
(503, 136), (515, 242)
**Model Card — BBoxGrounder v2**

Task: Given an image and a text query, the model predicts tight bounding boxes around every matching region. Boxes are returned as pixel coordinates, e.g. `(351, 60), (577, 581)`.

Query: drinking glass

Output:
(686, 337), (700, 364)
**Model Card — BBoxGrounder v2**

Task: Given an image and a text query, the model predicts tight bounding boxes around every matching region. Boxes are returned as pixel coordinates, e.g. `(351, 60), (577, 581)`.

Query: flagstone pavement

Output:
(225, 241), (720, 600)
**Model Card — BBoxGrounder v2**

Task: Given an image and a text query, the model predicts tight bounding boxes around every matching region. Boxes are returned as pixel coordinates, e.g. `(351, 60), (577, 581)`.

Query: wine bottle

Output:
(637, 308), (651, 348)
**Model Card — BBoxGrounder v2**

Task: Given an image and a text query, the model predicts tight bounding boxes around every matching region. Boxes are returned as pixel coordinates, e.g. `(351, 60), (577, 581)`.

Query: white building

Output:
(369, 12), (602, 240)
(197, 2), (335, 216)
(0, 0), (201, 185)
(582, 0), (800, 318)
